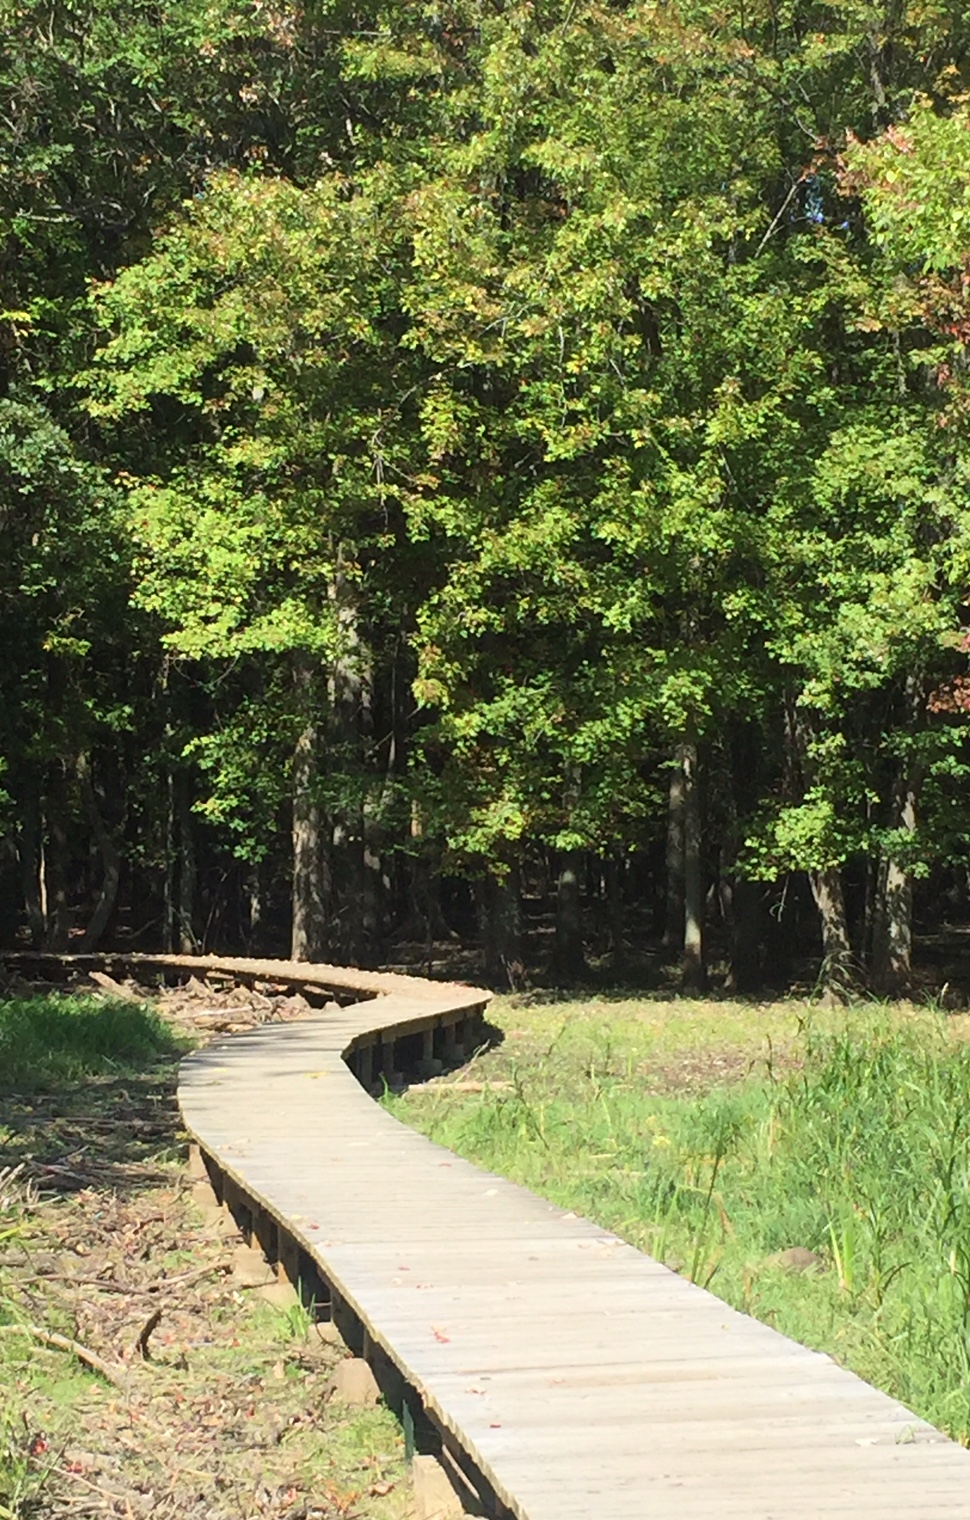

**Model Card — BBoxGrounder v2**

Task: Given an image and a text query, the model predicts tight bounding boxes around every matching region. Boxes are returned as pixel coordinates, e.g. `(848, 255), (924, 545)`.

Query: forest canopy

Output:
(4, 0), (970, 995)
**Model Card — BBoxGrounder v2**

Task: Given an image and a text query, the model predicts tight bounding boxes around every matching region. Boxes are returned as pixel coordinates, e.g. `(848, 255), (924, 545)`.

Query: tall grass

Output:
(393, 1016), (970, 1444)
(0, 995), (185, 1093)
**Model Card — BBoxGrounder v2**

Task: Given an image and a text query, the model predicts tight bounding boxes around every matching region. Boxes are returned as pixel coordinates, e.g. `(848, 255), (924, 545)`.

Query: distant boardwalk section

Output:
(13, 952), (970, 1518)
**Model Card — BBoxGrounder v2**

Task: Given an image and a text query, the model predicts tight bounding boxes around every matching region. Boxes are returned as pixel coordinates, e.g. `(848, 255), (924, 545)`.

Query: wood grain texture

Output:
(165, 956), (970, 1518)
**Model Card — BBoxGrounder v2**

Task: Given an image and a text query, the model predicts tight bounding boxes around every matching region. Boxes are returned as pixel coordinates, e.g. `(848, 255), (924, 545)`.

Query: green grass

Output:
(0, 994), (187, 1093)
(391, 996), (970, 1445)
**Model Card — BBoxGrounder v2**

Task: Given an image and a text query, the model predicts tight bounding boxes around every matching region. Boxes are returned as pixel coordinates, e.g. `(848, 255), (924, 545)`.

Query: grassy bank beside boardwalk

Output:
(391, 995), (970, 1446)
(0, 994), (409, 1520)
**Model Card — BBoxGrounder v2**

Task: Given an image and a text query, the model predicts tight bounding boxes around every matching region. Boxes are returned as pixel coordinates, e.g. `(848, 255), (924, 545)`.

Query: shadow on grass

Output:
(0, 994), (191, 1197)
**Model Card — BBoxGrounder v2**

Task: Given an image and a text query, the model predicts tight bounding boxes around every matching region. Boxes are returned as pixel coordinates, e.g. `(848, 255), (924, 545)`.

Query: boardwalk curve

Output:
(13, 953), (970, 1517)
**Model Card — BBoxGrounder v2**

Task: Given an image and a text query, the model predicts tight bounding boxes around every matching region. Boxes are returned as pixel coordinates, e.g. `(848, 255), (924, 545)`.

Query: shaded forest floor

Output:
(392, 992), (970, 1445)
(0, 988), (408, 1520)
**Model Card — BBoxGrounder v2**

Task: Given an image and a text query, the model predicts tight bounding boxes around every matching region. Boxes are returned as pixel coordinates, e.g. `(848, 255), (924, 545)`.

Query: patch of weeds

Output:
(392, 997), (970, 1445)
(0, 995), (186, 1094)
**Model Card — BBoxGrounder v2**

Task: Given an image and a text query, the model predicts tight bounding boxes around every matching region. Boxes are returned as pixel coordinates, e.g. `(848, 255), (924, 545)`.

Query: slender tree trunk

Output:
(872, 780), (917, 995)
(682, 725), (705, 991)
(0, 839), (19, 948)
(327, 564), (385, 966)
(291, 655), (327, 963)
(17, 791), (45, 947)
(607, 851), (625, 974)
(44, 764), (71, 951)
(478, 866), (522, 989)
(163, 763), (175, 952)
(553, 850), (586, 981)
(871, 677), (923, 996)
(245, 864), (262, 953)
(721, 735), (763, 994)
(809, 866), (854, 999)
(358, 652), (385, 967)
(177, 779), (196, 954)
(77, 757), (122, 952)
(664, 749), (686, 951)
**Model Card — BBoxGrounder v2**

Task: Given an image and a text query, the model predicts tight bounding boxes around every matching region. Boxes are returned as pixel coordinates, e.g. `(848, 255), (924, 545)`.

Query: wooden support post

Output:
(222, 1175), (252, 1241)
(355, 1042), (373, 1089)
(186, 1142), (207, 1180)
(418, 1025), (442, 1078)
(277, 1230), (302, 1287)
(437, 1019), (461, 1064)
(202, 1152), (224, 1204)
(253, 1206), (278, 1266)
(381, 1036), (401, 1089)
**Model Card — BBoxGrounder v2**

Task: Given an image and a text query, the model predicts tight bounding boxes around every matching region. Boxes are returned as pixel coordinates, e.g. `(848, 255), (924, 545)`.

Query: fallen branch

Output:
(0, 1322), (127, 1386)
(148, 1261), (230, 1293)
(133, 1306), (162, 1361)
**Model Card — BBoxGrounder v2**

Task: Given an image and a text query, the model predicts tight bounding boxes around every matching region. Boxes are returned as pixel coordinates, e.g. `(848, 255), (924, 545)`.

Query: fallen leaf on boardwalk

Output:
(431, 1326), (450, 1342)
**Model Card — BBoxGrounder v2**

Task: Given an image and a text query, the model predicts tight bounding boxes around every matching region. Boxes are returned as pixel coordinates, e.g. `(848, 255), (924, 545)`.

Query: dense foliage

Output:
(4, 0), (970, 991)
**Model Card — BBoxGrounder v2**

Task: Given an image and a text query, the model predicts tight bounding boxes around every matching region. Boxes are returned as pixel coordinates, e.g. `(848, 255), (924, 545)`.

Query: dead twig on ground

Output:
(133, 1306), (163, 1361)
(0, 1322), (128, 1386)
(16, 1261), (230, 1298)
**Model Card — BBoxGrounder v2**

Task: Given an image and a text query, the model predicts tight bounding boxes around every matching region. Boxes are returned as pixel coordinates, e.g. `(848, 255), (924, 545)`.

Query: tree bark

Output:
(17, 790), (45, 947)
(553, 850), (586, 981)
(664, 748), (686, 951)
(291, 655), (327, 962)
(682, 726), (705, 991)
(606, 851), (625, 974)
(0, 839), (19, 948)
(77, 758), (122, 952)
(478, 866), (522, 989)
(176, 778), (196, 954)
(327, 566), (385, 966)
(809, 866), (854, 999)
(43, 764), (71, 951)
(872, 780), (917, 995)
(245, 864), (262, 953)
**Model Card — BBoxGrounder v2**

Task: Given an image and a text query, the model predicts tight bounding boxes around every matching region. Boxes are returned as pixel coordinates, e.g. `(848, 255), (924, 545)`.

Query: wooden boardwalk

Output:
(24, 952), (970, 1517)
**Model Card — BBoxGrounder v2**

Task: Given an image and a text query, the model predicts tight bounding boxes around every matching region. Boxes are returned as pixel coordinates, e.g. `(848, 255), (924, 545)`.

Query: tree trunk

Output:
(43, 765), (71, 952)
(291, 655), (327, 962)
(0, 839), (19, 948)
(327, 565), (385, 966)
(163, 764), (175, 952)
(177, 779), (196, 954)
(664, 749), (686, 951)
(18, 790), (45, 947)
(77, 758), (122, 952)
(245, 864), (262, 953)
(478, 866), (522, 989)
(553, 850), (586, 981)
(682, 727), (705, 991)
(871, 677), (923, 996)
(809, 866), (854, 999)
(872, 780), (917, 995)
(606, 851), (625, 974)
